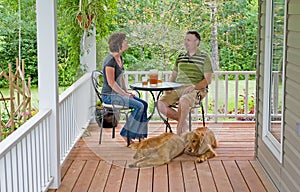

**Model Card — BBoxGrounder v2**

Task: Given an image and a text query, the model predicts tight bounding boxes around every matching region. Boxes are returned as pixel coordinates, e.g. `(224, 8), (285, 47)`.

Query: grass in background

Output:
(0, 87), (68, 111)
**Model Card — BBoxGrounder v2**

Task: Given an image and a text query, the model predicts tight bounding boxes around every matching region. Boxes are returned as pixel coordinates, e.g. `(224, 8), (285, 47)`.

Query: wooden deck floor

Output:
(48, 121), (277, 192)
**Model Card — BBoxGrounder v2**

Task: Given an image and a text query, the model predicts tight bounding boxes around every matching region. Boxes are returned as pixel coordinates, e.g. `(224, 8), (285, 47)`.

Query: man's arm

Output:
(194, 72), (212, 90)
(169, 70), (177, 82)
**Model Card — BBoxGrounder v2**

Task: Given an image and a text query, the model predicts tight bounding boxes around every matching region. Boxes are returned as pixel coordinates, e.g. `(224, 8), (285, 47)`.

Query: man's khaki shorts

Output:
(159, 86), (207, 107)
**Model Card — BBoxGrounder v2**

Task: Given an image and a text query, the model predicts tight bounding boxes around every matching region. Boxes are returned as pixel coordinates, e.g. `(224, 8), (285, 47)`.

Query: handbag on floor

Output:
(95, 108), (120, 128)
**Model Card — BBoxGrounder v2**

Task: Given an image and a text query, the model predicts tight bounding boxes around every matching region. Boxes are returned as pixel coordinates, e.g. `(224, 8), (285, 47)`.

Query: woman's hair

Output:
(108, 32), (126, 52)
(186, 30), (201, 41)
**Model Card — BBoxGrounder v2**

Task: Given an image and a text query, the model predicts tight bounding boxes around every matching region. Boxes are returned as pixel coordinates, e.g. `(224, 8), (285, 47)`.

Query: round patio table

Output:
(130, 81), (183, 132)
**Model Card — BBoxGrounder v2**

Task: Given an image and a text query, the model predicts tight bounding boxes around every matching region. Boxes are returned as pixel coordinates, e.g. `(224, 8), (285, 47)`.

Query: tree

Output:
(112, 0), (257, 73)
(207, 0), (220, 71)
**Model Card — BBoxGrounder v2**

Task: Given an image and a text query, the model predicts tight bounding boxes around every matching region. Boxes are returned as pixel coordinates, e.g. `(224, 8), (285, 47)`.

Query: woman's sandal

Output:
(138, 138), (145, 142)
(122, 136), (134, 145)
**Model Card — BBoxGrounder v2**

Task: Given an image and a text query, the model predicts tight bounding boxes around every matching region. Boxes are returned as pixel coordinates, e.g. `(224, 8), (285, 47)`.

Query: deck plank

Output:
(72, 160), (99, 192)
(137, 167), (153, 192)
(250, 161), (277, 192)
(56, 160), (85, 192)
(209, 160), (233, 192)
(223, 160), (250, 192)
(104, 160), (126, 191)
(61, 159), (72, 179)
(237, 160), (268, 192)
(181, 161), (201, 192)
(120, 164), (139, 192)
(168, 161), (185, 192)
(88, 160), (111, 192)
(196, 161), (217, 192)
(153, 164), (168, 192)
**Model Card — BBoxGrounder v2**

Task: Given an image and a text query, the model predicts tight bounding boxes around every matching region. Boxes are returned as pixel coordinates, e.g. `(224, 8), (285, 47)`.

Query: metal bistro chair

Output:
(167, 87), (207, 132)
(188, 88), (207, 131)
(91, 70), (132, 146)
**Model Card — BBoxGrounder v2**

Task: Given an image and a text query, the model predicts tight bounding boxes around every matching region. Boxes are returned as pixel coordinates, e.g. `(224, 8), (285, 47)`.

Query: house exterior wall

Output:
(257, 0), (300, 191)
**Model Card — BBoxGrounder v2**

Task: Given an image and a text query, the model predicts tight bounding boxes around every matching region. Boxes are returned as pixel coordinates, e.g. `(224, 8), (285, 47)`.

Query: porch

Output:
(48, 121), (276, 192)
(0, 71), (279, 191)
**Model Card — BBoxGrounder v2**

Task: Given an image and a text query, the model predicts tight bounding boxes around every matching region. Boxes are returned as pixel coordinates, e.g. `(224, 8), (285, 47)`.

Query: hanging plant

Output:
(56, 0), (118, 79)
(76, 0), (96, 29)
(77, 12), (83, 28)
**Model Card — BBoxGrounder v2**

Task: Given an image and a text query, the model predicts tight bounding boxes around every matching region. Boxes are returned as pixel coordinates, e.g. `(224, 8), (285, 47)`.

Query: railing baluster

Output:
(124, 73), (129, 87)
(235, 74), (239, 116)
(214, 73), (219, 122)
(225, 73), (229, 116)
(245, 74), (249, 116)
(7, 151), (13, 192)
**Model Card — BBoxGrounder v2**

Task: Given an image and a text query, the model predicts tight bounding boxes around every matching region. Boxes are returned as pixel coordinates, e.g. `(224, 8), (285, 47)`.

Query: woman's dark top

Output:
(101, 54), (124, 95)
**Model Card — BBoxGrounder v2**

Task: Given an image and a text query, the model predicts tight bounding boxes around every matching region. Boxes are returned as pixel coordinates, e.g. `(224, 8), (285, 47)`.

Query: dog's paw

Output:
(196, 157), (207, 163)
(196, 159), (203, 163)
(128, 163), (137, 168)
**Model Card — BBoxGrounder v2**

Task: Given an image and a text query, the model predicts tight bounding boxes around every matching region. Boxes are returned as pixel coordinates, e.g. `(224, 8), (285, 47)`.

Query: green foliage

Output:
(0, 0), (37, 87)
(109, 0), (258, 73)
(1, 0), (258, 87)
(57, 0), (118, 86)
(217, 0), (258, 72)
(0, 0), (118, 87)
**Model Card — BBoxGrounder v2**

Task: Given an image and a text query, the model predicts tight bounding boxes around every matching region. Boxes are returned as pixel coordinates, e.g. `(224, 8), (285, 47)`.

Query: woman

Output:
(101, 32), (148, 145)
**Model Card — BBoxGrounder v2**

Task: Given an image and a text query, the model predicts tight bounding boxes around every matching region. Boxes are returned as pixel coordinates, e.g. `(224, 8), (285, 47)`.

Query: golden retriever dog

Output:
(128, 132), (185, 168)
(182, 126), (218, 163)
(181, 126), (208, 145)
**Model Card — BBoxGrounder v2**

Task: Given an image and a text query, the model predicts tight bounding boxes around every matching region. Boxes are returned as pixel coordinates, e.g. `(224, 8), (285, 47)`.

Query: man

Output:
(158, 30), (213, 135)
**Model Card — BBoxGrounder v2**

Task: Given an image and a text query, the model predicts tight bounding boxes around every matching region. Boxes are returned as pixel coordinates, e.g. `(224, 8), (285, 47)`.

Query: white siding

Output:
(257, 0), (300, 191)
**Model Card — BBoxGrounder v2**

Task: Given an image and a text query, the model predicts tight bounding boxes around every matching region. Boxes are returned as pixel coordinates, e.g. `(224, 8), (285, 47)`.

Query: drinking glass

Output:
(149, 70), (158, 86)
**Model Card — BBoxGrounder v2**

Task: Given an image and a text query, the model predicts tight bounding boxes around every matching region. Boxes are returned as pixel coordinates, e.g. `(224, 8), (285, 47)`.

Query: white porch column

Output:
(80, 27), (97, 123)
(80, 27), (97, 72)
(36, 0), (60, 189)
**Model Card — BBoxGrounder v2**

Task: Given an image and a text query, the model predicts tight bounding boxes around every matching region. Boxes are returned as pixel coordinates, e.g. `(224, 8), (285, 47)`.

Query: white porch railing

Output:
(0, 73), (93, 192)
(1, 70), (281, 191)
(125, 71), (257, 122)
(58, 73), (93, 164)
(0, 110), (53, 192)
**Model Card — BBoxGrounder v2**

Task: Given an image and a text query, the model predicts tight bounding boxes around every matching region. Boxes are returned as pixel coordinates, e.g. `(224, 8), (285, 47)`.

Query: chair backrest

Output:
(91, 70), (103, 103)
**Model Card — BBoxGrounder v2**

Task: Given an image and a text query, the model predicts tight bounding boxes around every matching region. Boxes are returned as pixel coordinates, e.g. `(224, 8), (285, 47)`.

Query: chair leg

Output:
(99, 115), (104, 144)
(112, 126), (115, 138)
(125, 113), (130, 147)
(112, 112), (115, 138)
(166, 118), (169, 132)
(189, 109), (192, 131)
(201, 102), (205, 127)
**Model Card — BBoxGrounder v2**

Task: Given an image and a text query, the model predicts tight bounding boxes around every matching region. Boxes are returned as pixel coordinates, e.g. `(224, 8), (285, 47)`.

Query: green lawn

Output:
(1, 79), (283, 115)
(0, 87), (68, 110)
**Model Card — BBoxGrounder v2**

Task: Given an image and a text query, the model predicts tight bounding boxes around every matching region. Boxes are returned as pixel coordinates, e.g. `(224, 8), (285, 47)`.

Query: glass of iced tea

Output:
(149, 70), (158, 86)
(157, 79), (162, 85)
(142, 76), (148, 86)
(157, 72), (163, 85)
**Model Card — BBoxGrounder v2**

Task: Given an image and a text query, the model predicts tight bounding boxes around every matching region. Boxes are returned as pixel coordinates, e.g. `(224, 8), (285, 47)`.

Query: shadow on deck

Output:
(48, 121), (277, 192)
